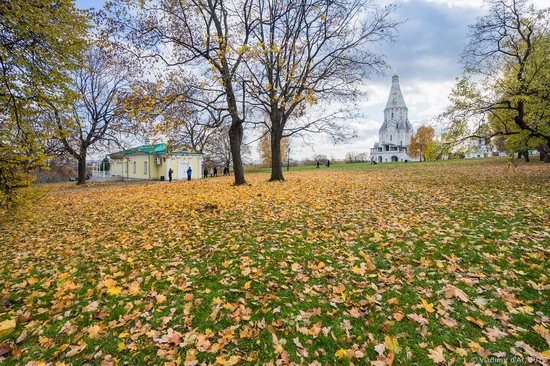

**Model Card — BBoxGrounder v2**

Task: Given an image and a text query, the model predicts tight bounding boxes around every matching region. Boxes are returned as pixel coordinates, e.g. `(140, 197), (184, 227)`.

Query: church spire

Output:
(385, 75), (407, 110)
(379, 75), (412, 133)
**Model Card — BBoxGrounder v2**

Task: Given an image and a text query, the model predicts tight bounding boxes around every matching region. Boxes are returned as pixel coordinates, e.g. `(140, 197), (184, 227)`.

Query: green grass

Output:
(0, 157), (549, 365)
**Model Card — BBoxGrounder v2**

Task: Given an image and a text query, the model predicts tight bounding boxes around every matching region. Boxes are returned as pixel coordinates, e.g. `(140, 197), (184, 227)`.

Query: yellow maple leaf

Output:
(466, 316), (486, 328)
(385, 336), (401, 354)
(0, 318), (16, 337)
(421, 299), (435, 313)
(335, 348), (347, 358)
(468, 340), (480, 352)
(107, 286), (122, 295)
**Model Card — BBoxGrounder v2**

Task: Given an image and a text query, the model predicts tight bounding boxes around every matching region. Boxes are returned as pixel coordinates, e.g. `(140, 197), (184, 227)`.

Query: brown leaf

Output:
(407, 313), (429, 325)
(428, 346), (445, 364)
(444, 285), (469, 302)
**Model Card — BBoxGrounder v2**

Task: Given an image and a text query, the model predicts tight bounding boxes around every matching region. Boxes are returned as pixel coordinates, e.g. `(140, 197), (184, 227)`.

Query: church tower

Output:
(371, 75), (415, 163)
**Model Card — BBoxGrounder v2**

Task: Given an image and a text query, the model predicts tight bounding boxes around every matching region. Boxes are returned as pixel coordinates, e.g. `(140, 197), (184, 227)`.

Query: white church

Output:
(370, 75), (417, 163)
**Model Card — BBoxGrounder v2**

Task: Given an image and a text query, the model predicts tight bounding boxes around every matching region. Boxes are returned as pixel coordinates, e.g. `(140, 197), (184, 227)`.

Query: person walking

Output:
(316, 161), (320, 168)
(203, 167), (209, 178)
(168, 168), (173, 182)
(224, 166), (229, 176)
(187, 167), (192, 181)
(326, 160), (331, 168)
(213, 167), (218, 177)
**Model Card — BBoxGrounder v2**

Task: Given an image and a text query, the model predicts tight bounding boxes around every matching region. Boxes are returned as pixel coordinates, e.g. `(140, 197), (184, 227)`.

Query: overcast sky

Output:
(76, 0), (547, 161)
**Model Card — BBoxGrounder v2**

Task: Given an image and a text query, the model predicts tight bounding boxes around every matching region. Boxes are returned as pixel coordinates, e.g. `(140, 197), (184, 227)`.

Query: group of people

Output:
(203, 166), (230, 178)
(168, 161), (332, 182)
(166, 165), (230, 182)
(316, 160), (331, 168)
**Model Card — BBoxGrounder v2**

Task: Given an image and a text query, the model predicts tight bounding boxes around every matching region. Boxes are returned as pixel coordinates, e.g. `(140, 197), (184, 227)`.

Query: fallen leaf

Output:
(428, 346), (445, 364)
(335, 348), (347, 359)
(444, 285), (469, 302)
(466, 316), (486, 328)
(420, 299), (435, 313)
(0, 319), (16, 337)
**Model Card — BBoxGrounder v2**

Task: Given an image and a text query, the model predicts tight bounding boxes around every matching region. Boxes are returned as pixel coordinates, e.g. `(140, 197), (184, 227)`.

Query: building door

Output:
(391, 156), (398, 162)
(178, 160), (186, 180)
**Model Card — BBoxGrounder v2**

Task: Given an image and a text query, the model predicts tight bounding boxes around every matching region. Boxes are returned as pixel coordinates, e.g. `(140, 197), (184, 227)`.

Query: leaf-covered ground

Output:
(1, 158), (549, 365)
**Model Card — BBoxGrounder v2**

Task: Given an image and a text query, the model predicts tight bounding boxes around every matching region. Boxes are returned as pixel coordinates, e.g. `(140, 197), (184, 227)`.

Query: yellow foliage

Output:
(0, 318), (16, 337)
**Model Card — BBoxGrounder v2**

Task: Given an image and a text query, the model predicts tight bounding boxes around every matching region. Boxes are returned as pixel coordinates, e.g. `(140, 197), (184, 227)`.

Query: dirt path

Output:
(50, 180), (164, 193)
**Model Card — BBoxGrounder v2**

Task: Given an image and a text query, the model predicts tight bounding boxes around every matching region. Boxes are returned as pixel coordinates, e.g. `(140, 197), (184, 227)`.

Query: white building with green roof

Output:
(108, 143), (203, 180)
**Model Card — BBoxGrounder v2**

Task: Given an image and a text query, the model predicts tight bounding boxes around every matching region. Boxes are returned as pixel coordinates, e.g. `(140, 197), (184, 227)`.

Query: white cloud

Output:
(408, 0), (548, 9)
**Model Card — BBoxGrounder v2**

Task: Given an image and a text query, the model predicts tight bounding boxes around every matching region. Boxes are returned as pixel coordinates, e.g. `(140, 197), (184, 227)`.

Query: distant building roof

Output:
(108, 143), (202, 159)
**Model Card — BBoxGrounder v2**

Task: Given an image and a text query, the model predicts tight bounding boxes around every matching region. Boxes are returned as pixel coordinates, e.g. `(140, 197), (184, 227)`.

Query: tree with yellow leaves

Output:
(409, 126), (435, 162)
(0, 0), (88, 204)
(258, 132), (288, 167)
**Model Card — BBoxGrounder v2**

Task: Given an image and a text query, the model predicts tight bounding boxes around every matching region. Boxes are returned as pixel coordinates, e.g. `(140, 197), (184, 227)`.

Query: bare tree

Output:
(169, 116), (215, 153)
(161, 95), (218, 154)
(203, 124), (251, 167)
(109, 0), (257, 185)
(51, 47), (129, 184)
(242, 0), (398, 180)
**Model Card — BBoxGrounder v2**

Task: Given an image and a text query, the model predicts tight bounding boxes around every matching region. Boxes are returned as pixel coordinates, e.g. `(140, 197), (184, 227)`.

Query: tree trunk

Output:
(269, 111), (284, 181)
(229, 122), (246, 185)
(270, 131), (284, 181)
(541, 141), (550, 163)
(77, 154), (87, 185)
(523, 150), (530, 162)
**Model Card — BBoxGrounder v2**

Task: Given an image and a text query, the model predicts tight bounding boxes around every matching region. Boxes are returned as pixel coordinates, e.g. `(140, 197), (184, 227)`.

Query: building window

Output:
(132, 161), (136, 174)
(390, 135), (392, 141)
(391, 112), (394, 118)
(144, 161), (148, 174)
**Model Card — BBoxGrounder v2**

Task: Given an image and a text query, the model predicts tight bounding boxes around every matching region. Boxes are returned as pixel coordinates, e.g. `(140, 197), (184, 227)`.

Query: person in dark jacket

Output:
(213, 167), (218, 177)
(187, 167), (192, 181)
(316, 161), (320, 168)
(223, 166), (229, 175)
(203, 167), (209, 178)
(326, 160), (331, 167)
(168, 168), (173, 182)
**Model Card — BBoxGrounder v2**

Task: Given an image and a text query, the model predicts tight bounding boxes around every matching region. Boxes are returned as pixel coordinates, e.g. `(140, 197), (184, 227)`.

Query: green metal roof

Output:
(108, 143), (201, 158)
